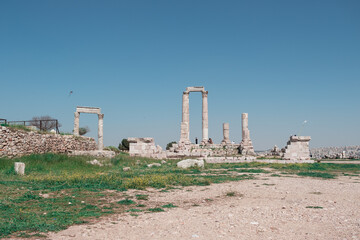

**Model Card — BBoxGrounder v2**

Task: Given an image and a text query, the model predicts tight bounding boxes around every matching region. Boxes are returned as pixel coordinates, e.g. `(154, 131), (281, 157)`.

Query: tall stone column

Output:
(221, 123), (231, 144)
(202, 91), (209, 143)
(242, 113), (249, 140)
(240, 113), (255, 155)
(98, 114), (104, 150)
(73, 112), (80, 136)
(180, 92), (190, 143)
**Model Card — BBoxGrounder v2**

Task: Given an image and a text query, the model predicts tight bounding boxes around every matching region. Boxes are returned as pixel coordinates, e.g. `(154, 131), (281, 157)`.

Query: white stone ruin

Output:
(14, 162), (25, 175)
(282, 136), (311, 160)
(74, 106), (104, 150)
(179, 86), (208, 145)
(221, 123), (231, 144)
(239, 113), (255, 155)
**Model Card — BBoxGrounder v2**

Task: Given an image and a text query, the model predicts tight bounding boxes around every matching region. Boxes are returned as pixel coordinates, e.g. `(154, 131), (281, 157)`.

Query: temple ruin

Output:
(179, 87), (208, 144)
(74, 106), (104, 150)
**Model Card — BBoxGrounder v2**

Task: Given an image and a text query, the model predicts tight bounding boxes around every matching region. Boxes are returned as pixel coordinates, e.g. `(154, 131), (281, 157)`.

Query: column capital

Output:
(202, 91), (208, 97)
(98, 113), (104, 119)
(183, 91), (190, 95)
(74, 112), (80, 116)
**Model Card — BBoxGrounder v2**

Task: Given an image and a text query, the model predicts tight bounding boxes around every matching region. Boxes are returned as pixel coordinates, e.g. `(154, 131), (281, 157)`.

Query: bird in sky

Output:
(68, 91), (73, 97)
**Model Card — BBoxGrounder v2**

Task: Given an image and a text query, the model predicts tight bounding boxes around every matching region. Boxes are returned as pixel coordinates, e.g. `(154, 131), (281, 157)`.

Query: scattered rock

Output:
(14, 162), (25, 175)
(147, 163), (161, 168)
(88, 159), (103, 166)
(177, 159), (204, 169)
(161, 160), (167, 164)
(123, 167), (131, 171)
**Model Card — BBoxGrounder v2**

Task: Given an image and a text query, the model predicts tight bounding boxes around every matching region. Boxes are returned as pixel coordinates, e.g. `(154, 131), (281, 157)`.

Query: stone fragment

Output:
(14, 162), (25, 175)
(123, 167), (131, 171)
(147, 163), (161, 168)
(88, 159), (103, 166)
(177, 159), (204, 169)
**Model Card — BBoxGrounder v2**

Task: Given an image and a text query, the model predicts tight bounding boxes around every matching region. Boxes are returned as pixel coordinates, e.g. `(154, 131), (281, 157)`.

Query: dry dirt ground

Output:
(41, 175), (360, 240)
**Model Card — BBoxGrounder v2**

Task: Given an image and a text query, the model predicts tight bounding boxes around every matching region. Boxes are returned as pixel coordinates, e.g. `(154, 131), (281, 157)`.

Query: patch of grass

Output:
(270, 174), (281, 177)
(306, 206), (323, 209)
(126, 208), (143, 212)
(263, 183), (276, 186)
(147, 207), (165, 212)
(225, 191), (236, 197)
(136, 204), (146, 207)
(297, 171), (336, 179)
(135, 194), (149, 200)
(117, 199), (136, 205)
(162, 203), (177, 208)
(309, 191), (322, 195)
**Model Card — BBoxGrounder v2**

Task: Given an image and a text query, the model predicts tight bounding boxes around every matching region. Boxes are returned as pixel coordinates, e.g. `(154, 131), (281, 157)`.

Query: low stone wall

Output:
(0, 126), (97, 158)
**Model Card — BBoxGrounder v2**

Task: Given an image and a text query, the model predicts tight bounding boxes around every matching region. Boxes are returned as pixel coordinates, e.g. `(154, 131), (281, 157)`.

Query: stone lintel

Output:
(76, 106), (101, 114)
(185, 86), (206, 93)
(290, 136), (311, 142)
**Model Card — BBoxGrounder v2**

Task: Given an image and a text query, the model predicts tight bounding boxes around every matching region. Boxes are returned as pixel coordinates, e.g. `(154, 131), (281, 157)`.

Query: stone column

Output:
(221, 123), (230, 144)
(74, 112), (80, 136)
(202, 91), (209, 143)
(98, 114), (104, 150)
(180, 92), (190, 143)
(242, 113), (249, 140)
(240, 113), (255, 155)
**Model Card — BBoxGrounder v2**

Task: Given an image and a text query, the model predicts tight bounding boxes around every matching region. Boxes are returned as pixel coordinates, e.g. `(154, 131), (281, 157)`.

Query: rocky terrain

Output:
(45, 175), (360, 240)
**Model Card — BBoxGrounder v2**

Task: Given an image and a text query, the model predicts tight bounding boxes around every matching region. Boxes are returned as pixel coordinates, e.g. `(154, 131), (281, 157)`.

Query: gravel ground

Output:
(44, 175), (360, 240)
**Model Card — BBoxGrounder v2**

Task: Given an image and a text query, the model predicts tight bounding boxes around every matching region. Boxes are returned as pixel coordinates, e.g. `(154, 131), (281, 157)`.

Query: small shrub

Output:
(135, 194), (149, 200)
(117, 199), (136, 205)
(147, 207), (164, 212)
(118, 139), (129, 151)
(166, 141), (177, 150)
(226, 191), (236, 197)
(306, 206), (323, 209)
(79, 126), (90, 136)
(162, 203), (177, 208)
(127, 208), (142, 212)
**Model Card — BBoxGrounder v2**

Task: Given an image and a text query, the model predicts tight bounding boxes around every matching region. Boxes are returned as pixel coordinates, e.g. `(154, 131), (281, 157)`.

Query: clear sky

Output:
(1, 0), (359, 150)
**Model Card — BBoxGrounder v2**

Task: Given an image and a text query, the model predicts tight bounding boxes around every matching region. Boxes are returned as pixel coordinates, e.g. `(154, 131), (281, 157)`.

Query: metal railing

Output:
(7, 119), (60, 133)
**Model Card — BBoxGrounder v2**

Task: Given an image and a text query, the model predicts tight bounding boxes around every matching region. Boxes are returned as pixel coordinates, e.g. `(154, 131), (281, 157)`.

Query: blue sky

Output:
(1, 0), (359, 150)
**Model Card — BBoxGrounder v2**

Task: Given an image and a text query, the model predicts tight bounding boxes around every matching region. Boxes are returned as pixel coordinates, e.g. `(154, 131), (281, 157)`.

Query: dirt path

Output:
(46, 175), (360, 240)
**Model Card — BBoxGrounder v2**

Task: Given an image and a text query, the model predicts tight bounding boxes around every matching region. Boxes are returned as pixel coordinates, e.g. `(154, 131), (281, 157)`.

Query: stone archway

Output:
(73, 106), (104, 150)
(179, 87), (208, 144)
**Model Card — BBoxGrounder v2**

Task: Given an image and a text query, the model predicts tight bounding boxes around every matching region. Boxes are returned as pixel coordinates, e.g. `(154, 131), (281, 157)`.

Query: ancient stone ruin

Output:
(239, 113), (255, 156)
(282, 136), (311, 160)
(179, 86), (208, 145)
(74, 106), (104, 150)
(221, 123), (231, 145)
(128, 86), (261, 159)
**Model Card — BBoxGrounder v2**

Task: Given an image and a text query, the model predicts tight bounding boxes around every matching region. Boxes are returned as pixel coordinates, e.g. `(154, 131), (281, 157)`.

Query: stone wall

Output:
(128, 137), (166, 159)
(0, 126), (97, 158)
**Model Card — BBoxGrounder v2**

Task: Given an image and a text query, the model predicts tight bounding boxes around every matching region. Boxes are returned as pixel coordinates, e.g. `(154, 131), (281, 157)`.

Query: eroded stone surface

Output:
(282, 136), (311, 160)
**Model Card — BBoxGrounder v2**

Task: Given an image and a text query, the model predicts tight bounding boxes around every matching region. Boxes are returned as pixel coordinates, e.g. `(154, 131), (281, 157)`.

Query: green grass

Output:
(297, 171), (336, 179)
(147, 207), (164, 212)
(135, 194), (149, 200)
(162, 203), (177, 208)
(117, 199), (136, 205)
(306, 206), (323, 209)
